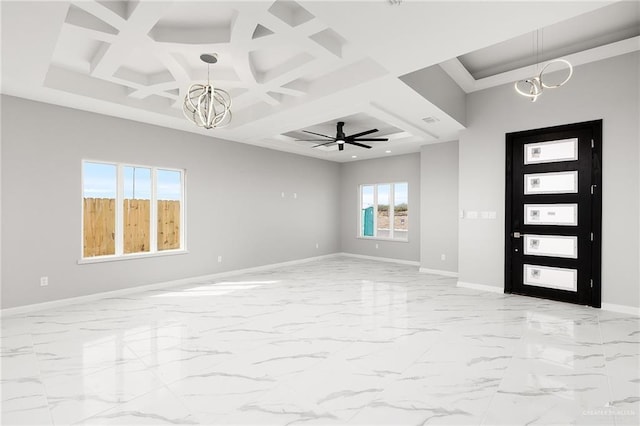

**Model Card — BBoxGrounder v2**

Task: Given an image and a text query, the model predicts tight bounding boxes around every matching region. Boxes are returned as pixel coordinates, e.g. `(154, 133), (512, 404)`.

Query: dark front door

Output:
(505, 120), (602, 307)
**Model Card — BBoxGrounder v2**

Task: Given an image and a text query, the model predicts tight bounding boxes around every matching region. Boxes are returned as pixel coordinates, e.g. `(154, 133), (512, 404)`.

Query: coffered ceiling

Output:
(2, 1), (638, 162)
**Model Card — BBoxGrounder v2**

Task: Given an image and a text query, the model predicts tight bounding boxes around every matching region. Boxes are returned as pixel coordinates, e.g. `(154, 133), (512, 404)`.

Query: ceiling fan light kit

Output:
(183, 53), (232, 129)
(296, 121), (389, 151)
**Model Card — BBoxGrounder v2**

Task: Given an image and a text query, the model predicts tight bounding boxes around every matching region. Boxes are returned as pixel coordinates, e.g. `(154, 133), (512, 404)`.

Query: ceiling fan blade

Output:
(295, 139), (335, 142)
(302, 130), (334, 139)
(346, 140), (372, 149)
(351, 138), (389, 142)
(347, 128), (378, 139)
(313, 141), (337, 148)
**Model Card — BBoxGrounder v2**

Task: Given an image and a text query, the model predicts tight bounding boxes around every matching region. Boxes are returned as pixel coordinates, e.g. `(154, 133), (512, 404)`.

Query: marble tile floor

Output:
(1, 256), (638, 425)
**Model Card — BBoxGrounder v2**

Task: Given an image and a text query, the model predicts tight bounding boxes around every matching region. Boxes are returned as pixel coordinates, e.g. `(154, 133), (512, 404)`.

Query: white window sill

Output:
(356, 236), (409, 243)
(78, 249), (189, 264)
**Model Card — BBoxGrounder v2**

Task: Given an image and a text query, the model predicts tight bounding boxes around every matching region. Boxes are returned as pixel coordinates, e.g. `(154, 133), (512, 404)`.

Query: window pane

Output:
(394, 183), (408, 240)
(83, 162), (116, 257)
(524, 204), (578, 226)
(524, 171), (578, 195)
(377, 184), (390, 238)
(123, 166), (151, 254)
(361, 185), (374, 237)
(523, 264), (577, 292)
(157, 169), (182, 251)
(524, 138), (578, 164)
(523, 234), (578, 259)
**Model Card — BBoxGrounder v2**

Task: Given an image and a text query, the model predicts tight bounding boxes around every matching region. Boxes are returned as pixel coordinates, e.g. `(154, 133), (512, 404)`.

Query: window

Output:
(359, 182), (408, 240)
(82, 161), (185, 260)
(123, 166), (151, 254)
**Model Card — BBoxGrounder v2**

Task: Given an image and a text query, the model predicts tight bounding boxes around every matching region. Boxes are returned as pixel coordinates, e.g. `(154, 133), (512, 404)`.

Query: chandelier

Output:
(515, 59), (573, 102)
(514, 30), (573, 102)
(183, 53), (232, 129)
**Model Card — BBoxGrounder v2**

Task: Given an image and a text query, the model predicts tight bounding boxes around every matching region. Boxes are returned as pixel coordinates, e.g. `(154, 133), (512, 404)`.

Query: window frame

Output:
(79, 160), (187, 264)
(358, 182), (409, 242)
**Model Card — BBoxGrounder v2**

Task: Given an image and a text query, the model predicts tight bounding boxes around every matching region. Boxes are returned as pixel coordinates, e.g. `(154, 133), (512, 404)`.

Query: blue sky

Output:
(83, 163), (181, 200)
(362, 183), (408, 207)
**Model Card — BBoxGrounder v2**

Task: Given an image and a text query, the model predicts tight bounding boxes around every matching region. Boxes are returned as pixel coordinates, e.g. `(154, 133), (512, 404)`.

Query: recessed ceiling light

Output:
(385, 150), (391, 153)
(351, 155), (357, 158)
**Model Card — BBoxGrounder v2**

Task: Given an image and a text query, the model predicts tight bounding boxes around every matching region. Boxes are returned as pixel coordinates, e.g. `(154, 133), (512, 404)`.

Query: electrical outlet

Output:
(40, 276), (48, 287)
(281, 192), (285, 198)
(293, 193), (297, 199)
(217, 256), (222, 263)
(441, 254), (446, 261)
(315, 242), (319, 249)
(375, 243), (379, 249)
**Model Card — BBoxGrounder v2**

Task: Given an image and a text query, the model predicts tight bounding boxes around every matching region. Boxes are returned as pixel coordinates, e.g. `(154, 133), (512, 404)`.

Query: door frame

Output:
(504, 120), (602, 307)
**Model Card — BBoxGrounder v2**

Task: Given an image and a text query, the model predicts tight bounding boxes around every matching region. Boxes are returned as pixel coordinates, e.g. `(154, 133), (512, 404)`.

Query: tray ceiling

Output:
(2, 1), (636, 162)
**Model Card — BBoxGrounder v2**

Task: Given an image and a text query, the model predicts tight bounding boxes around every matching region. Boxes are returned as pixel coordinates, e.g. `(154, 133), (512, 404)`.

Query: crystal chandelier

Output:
(183, 53), (232, 129)
(514, 30), (573, 102)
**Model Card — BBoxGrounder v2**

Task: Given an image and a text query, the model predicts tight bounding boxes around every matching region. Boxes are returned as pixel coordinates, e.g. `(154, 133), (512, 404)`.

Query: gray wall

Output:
(3, 53), (638, 310)
(399, 65), (467, 126)
(1, 96), (341, 309)
(339, 154), (421, 262)
(459, 52), (640, 308)
(420, 142), (458, 273)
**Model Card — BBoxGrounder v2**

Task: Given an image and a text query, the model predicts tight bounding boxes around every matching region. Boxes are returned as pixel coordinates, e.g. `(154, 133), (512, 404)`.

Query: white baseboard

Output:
(454, 284), (639, 315)
(338, 252), (420, 267)
(0, 253), (339, 317)
(7, 253), (635, 318)
(601, 303), (640, 317)
(457, 280), (504, 294)
(419, 267), (458, 278)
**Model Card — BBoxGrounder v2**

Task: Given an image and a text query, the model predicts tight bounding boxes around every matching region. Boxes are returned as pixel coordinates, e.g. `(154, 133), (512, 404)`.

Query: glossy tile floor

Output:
(1, 257), (639, 425)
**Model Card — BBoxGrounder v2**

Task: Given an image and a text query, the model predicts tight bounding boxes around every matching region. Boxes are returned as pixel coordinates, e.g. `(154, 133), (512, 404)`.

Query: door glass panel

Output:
(524, 138), (578, 164)
(524, 234), (578, 258)
(524, 171), (578, 195)
(524, 264), (577, 291)
(524, 204), (577, 226)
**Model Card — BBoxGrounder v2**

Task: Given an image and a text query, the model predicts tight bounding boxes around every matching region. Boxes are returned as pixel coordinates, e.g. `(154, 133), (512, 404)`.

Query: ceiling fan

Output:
(296, 121), (389, 151)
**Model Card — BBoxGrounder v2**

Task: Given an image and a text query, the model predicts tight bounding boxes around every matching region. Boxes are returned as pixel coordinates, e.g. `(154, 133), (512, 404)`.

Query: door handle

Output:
(512, 232), (521, 238)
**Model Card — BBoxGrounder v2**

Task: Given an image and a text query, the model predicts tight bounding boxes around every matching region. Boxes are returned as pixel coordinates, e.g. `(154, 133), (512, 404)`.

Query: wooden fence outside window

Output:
(83, 198), (180, 257)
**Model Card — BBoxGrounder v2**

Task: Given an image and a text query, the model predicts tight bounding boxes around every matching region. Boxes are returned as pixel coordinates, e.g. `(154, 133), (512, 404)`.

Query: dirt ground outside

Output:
(377, 211), (408, 230)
